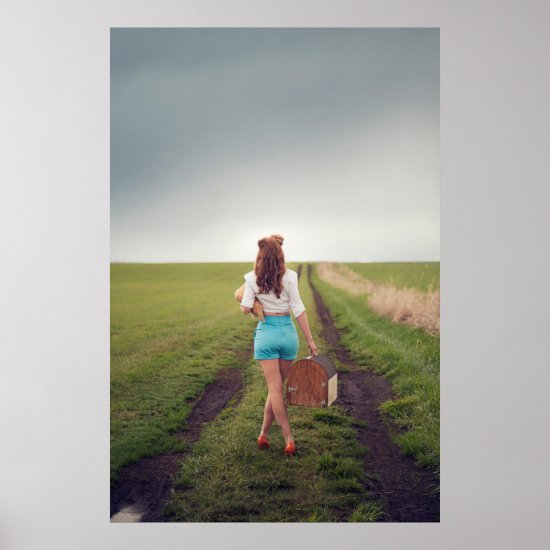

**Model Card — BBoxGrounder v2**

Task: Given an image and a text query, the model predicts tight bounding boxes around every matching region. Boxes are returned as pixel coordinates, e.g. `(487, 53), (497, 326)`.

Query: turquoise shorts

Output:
(253, 315), (299, 360)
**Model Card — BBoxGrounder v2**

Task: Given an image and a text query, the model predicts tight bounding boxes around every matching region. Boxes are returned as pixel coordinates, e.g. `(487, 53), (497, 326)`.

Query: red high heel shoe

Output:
(257, 435), (270, 450)
(283, 440), (296, 456)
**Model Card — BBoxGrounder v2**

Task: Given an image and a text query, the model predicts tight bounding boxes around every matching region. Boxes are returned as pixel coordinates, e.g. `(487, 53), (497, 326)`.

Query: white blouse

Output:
(240, 268), (306, 318)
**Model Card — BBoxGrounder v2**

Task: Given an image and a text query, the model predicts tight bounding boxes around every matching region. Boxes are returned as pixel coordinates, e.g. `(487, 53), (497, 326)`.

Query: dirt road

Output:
(306, 263), (440, 522)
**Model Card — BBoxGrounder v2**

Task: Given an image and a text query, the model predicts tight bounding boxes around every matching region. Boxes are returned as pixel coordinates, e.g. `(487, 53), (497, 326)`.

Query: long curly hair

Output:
(254, 234), (287, 298)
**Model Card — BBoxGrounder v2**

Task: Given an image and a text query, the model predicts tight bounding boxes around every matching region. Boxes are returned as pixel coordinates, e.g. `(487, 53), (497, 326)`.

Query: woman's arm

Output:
(286, 275), (318, 355)
(295, 311), (318, 356)
(239, 279), (256, 315)
(235, 284), (252, 314)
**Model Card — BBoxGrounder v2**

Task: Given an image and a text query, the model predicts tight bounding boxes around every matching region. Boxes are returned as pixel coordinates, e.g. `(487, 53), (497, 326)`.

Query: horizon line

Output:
(110, 259), (441, 264)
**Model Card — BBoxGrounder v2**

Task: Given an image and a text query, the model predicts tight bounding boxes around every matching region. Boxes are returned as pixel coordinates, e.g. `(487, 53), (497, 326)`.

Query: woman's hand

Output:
(307, 339), (318, 356)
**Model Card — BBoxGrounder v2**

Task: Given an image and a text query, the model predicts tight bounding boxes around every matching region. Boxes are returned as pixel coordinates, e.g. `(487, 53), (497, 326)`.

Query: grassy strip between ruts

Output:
(164, 264), (385, 522)
(310, 264), (440, 469)
(111, 263), (256, 482)
(344, 262), (440, 292)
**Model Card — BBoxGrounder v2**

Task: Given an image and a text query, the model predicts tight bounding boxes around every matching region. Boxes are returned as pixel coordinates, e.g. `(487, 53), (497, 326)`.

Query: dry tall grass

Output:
(316, 263), (440, 335)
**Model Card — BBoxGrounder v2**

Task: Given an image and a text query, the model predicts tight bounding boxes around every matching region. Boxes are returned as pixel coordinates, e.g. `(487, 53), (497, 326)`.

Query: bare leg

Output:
(259, 359), (294, 444)
(260, 395), (275, 438)
(260, 359), (293, 437)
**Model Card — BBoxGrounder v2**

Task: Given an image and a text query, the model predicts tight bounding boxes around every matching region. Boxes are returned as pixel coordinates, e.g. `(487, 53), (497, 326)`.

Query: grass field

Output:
(163, 265), (384, 522)
(110, 262), (255, 481)
(344, 262), (440, 292)
(112, 262), (384, 520)
(111, 261), (439, 520)
(310, 263), (440, 468)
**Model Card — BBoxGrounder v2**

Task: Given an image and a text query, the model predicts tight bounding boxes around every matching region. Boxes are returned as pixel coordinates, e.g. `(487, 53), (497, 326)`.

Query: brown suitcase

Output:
(285, 354), (338, 408)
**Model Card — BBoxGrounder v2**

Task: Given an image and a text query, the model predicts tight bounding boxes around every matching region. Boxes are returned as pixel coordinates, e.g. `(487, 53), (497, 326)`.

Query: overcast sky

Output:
(111, 28), (439, 263)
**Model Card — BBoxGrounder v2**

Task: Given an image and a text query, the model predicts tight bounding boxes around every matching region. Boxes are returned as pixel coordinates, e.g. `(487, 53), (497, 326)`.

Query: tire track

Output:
(307, 263), (439, 522)
(110, 349), (249, 522)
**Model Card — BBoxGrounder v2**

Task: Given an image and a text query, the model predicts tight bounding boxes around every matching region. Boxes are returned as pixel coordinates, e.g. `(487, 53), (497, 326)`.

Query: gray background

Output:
(1, 1), (549, 549)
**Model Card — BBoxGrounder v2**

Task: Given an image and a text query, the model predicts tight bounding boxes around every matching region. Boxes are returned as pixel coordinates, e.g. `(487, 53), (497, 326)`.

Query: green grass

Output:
(110, 262), (256, 481)
(310, 264), (440, 468)
(344, 262), (440, 292)
(163, 265), (384, 522)
(111, 261), (428, 520)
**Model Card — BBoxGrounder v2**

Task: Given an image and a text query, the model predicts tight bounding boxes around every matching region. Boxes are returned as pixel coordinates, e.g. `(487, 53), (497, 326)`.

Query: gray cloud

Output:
(111, 28), (439, 262)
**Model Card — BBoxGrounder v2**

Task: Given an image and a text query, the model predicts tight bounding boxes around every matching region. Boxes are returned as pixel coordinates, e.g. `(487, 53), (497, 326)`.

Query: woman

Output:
(240, 234), (318, 456)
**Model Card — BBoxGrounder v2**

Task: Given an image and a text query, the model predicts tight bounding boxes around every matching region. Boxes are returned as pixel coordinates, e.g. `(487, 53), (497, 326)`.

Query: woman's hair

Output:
(254, 234), (287, 298)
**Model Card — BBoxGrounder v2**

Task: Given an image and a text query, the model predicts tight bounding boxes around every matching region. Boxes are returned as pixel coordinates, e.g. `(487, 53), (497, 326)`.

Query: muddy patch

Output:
(307, 264), (440, 522)
(316, 262), (440, 335)
(110, 364), (246, 522)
